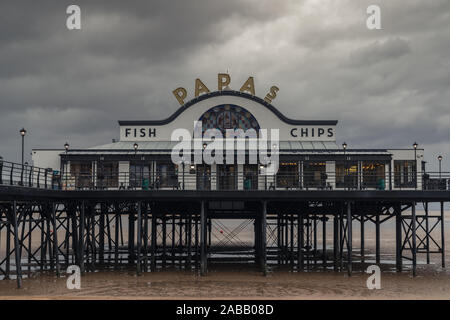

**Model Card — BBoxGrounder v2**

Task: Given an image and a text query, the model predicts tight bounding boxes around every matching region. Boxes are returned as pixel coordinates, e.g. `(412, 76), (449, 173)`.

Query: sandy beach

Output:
(1, 215), (449, 299)
(0, 265), (449, 300)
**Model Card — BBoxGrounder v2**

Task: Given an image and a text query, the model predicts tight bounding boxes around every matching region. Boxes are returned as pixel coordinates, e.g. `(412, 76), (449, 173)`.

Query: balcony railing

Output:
(1, 159), (449, 191)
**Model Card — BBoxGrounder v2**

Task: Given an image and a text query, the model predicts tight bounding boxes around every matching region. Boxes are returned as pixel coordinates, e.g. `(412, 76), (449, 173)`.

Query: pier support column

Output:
(339, 206), (344, 271)
(151, 208), (157, 272)
(360, 215), (365, 265)
(128, 207), (135, 265)
(261, 201), (267, 276)
(114, 204), (120, 269)
(188, 214), (192, 269)
(162, 215), (167, 269)
(292, 213), (295, 270)
(441, 202), (446, 269)
(412, 202), (417, 277)
(195, 213), (199, 270)
(136, 201), (142, 275)
(395, 204), (402, 272)
(322, 214), (326, 269)
(200, 201), (207, 276)
(347, 202), (352, 276)
(51, 202), (60, 278)
(12, 201), (23, 288)
(70, 205), (79, 268)
(79, 201), (85, 274)
(375, 213), (380, 264)
(298, 212), (304, 271)
(143, 204), (149, 272)
(425, 202), (430, 264)
(333, 212), (338, 271)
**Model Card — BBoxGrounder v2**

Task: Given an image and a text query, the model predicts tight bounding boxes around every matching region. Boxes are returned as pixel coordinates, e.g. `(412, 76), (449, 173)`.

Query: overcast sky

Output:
(1, 0), (449, 171)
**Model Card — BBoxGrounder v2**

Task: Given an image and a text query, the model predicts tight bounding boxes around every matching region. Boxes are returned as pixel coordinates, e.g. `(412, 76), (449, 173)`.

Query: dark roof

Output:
(118, 90), (338, 126)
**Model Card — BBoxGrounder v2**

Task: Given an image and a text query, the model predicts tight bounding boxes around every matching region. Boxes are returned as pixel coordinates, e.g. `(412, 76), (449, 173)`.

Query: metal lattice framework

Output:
(0, 186), (447, 289)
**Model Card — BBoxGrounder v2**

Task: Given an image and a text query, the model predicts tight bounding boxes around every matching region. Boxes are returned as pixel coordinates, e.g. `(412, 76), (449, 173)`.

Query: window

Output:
(362, 161), (386, 189)
(196, 165), (211, 190)
(276, 162), (299, 188)
(394, 160), (416, 188)
(70, 162), (93, 189)
(156, 162), (178, 188)
(303, 162), (326, 188)
(244, 164), (258, 190)
(97, 162), (118, 188)
(217, 165), (237, 190)
(129, 162), (149, 188)
(336, 161), (358, 189)
(199, 104), (260, 137)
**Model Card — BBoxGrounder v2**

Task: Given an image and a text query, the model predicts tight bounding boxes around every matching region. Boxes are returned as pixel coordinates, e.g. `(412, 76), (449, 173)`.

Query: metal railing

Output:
(58, 170), (450, 191)
(0, 160), (60, 190)
(1, 159), (449, 192)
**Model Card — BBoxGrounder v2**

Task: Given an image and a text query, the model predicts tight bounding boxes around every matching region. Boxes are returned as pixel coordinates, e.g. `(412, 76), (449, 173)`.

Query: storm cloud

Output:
(0, 0), (449, 172)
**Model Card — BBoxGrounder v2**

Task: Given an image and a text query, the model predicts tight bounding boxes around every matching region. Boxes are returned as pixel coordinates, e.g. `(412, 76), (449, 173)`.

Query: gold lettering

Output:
(195, 78), (210, 97)
(218, 73), (231, 91)
(172, 87), (187, 105)
(264, 86), (279, 103)
(239, 76), (255, 95)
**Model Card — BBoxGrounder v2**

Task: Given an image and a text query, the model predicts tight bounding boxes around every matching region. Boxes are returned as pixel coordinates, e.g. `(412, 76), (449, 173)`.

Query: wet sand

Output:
(1, 215), (449, 299)
(0, 264), (449, 300)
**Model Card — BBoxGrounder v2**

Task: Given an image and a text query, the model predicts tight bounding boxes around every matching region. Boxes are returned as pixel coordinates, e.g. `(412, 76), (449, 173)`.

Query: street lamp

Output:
(438, 155), (443, 179)
(413, 142), (418, 189)
(133, 143), (139, 188)
(64, 142), (69, 154)
(0, 156), (3, 185)
(181, 156), (185, 190)
(20, 128), (26, 165)
(202, 142), (207, 190)
(342, 142), (347, 190)
(19, 128), (27, 185)
(260, 164), (267, 190)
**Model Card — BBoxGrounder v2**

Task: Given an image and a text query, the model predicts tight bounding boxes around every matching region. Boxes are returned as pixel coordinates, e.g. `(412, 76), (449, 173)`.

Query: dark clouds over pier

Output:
(1, 0), (449, 171)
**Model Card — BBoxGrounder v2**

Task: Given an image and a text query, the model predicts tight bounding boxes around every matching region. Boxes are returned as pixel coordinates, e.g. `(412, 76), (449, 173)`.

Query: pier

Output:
(0, 160), (447, 289)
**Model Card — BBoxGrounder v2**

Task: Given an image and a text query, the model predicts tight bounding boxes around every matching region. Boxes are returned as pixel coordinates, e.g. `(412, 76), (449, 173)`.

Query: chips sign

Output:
(172, 74), (279, 106)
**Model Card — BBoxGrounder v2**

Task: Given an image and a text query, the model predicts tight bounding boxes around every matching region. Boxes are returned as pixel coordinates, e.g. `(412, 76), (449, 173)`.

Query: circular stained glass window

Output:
(199, 104), (260, 137)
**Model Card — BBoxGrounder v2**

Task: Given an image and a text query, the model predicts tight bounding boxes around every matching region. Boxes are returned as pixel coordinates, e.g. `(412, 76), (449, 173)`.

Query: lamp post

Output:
(20, 128), (26, 185)
(413, 142), (418, 190)
(133, 143), (140, 188)
(260, 164), (266, 190)
(181, 156), (185, 190)
(63, 142), (69, 190)
(0, 156), (3, 185)
(342, 142), (347, 190)
(202, 142), (207, 190)
(438, 155), (443, 179)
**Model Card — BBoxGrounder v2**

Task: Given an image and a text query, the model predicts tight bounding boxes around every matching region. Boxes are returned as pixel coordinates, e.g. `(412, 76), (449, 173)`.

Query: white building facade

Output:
(32, 90), (425, 191)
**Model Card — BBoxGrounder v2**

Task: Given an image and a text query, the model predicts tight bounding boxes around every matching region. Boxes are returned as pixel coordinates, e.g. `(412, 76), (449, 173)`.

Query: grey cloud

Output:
(346, 38), (411, 68)
(0, 0), (450, 173)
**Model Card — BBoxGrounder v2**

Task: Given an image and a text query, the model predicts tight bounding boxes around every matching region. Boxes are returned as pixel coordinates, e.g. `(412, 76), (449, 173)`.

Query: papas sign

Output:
(172, 74), (279, 106)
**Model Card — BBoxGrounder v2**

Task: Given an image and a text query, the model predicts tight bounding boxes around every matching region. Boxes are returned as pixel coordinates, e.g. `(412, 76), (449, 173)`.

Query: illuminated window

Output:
(276, 162), (299, 188)
(303, 162), (326, 188)
(362, 161), (386, 189)
(336, 161), (358, 188)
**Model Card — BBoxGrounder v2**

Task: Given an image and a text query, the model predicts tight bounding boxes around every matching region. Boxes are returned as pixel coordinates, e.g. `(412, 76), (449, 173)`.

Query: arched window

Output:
(199, 104), (260, 137)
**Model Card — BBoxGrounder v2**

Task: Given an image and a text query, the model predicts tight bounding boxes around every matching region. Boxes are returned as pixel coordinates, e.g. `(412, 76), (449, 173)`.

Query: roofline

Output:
(63, 148), (390, 153)
(118, 90), (338, 126)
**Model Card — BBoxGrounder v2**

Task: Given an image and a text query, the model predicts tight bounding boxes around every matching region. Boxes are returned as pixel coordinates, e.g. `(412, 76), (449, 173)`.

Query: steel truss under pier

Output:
(0, 193), (447, 288)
